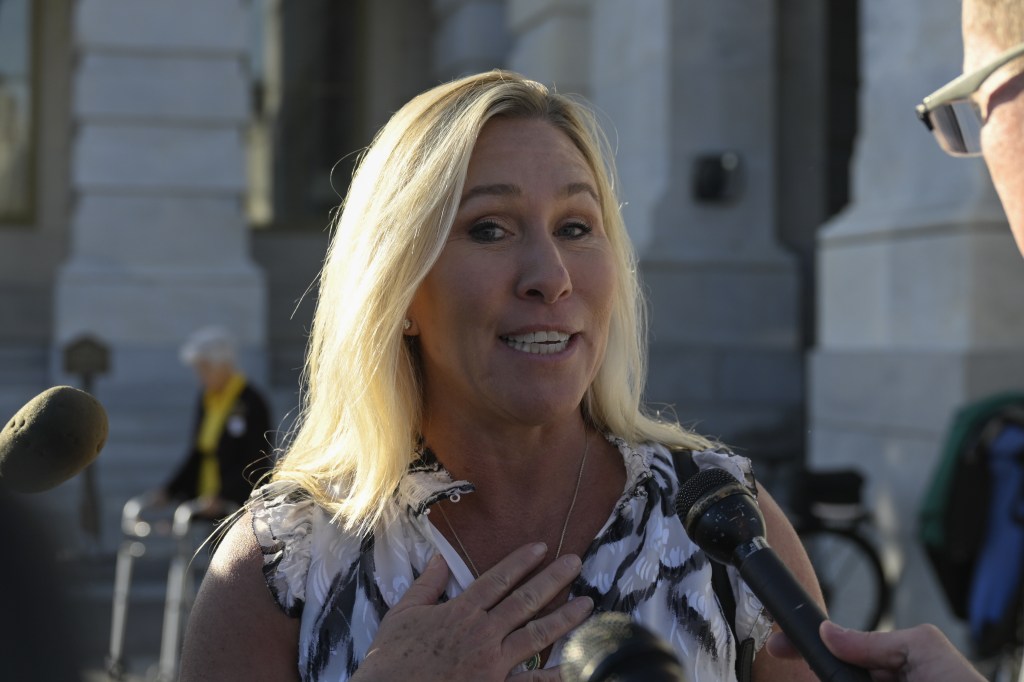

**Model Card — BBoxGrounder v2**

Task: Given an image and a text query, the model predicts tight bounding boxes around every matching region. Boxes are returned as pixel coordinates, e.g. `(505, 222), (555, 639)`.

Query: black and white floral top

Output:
(250, 436), (772, 681)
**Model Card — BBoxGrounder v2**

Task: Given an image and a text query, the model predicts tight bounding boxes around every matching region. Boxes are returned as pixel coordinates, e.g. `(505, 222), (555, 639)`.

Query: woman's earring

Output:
(403, 318), (412, 331)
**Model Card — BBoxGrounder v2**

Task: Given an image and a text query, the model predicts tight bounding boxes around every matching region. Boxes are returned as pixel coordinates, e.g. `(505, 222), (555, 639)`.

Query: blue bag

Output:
(919, 393), (1024, 622)
(967, 416), (1024, 657)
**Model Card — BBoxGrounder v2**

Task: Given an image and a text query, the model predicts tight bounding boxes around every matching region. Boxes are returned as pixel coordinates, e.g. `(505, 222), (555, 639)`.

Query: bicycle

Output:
(787, 467), (893, 633)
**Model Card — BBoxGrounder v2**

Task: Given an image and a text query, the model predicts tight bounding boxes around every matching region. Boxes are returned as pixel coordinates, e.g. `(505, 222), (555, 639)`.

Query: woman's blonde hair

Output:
(272, 70), (712, 534)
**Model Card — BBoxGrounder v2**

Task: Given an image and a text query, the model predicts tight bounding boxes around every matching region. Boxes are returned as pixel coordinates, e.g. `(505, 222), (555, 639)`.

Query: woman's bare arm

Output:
(179, 511), (300, 681)
(749, 484), (823, 682)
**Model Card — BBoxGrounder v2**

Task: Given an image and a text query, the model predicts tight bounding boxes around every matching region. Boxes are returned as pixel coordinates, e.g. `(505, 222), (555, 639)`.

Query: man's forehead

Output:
(962, 0), (1024, 63)
(962, 10), (998, 72)
(961, 21), (1024, 89)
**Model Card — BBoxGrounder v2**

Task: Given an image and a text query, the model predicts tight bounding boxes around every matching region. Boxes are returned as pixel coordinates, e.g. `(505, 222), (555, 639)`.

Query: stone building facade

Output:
(3, 0), (1023, 645)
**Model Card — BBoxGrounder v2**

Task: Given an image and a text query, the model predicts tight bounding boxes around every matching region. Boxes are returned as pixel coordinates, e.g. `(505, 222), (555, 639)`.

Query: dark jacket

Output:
(165, 383), (273, 506)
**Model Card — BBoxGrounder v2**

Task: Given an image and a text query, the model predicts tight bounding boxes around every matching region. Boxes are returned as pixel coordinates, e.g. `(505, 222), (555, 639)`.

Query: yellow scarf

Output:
(195, 372), (247, 498)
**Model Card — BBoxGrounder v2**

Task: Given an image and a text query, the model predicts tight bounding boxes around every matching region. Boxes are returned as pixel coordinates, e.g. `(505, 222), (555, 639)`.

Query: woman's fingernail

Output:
(561, 554), (582, 571)
(572, 596), (593, 614)
(532, 542), (548, 556)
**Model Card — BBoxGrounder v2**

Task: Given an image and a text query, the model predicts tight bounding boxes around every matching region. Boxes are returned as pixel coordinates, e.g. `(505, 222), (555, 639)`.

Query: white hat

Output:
(179, 326), (237, 367)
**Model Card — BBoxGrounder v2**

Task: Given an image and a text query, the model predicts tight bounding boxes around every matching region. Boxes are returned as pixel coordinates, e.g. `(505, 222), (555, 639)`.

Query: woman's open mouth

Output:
(499, 330), (572, 355)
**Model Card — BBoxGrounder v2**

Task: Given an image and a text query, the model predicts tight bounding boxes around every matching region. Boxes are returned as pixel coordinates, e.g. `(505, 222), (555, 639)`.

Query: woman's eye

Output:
(557, 221), (592, 239)
(468, 221), (506, 242)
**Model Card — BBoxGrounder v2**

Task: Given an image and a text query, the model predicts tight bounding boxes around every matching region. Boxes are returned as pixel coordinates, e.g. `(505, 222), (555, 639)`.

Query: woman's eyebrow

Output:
(459, 181), (599, 204)
(563, 181), (599, 202)
(461, 183), (520, 203)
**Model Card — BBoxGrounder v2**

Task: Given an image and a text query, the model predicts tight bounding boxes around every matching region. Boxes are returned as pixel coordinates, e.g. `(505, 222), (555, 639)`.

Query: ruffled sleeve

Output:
(250, 481), (316, 618)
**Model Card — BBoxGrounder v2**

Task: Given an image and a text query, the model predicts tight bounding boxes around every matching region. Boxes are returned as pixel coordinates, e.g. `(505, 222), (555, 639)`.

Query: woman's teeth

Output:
(501, 331), (571, 354)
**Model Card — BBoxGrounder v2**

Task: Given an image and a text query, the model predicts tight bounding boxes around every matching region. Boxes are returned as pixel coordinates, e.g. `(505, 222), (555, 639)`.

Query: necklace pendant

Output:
(524, 653), (541, 671)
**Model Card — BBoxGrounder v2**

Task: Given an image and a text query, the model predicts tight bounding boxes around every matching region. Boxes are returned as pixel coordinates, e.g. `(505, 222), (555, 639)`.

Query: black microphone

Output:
(0, 386), (108, 493)
(675, 468), (870, 682)
(562, 611), (686, 682)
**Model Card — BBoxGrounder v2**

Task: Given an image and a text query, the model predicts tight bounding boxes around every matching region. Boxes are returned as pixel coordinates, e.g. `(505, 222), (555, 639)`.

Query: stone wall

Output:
(810, 0), (1024, 637)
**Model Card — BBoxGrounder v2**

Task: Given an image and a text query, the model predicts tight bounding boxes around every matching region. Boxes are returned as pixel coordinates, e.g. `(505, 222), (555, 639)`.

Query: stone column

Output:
(643, 2), (803, 461)
(364, 0), (435, 134)
(55, 0), (267, 397)
(505, 0), (590, 96)
(431, 0), (510, 80)
(810, 0), (1024, 638)
(588, 0), (670, 254)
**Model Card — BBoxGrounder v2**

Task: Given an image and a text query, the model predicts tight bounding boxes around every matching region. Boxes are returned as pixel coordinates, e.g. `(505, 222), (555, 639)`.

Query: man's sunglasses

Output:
(916, 40), (1024, 157)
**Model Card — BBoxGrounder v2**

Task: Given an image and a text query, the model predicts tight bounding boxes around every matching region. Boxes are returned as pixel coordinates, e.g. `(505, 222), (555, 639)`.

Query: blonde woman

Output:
(180, 71), (821, 682)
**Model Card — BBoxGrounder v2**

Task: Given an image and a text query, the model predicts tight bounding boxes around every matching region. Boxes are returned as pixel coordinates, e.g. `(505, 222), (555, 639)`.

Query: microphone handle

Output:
(738, 547), (871, 682)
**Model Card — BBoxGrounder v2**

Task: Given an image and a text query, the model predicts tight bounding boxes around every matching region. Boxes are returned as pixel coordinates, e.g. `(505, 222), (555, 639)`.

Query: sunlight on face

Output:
(963, 2), (1024, 254)
(408, 118), (616, 428)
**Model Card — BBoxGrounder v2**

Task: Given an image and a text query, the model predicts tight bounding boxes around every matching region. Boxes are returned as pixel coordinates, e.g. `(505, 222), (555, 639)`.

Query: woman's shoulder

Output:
(179, 508), (301, 680)
(633, 440), (774, 658)
(611, 437), (756, 493)
(249, 480), (359, 618)
(639, 440), (757, 494)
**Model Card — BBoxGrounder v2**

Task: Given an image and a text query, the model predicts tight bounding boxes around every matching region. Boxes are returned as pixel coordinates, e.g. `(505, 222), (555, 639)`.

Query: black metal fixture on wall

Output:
(692, 151), (742, 203)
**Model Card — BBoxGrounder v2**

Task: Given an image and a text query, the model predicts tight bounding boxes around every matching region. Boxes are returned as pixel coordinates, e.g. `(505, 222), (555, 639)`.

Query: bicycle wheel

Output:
(798, 527), (889, 631)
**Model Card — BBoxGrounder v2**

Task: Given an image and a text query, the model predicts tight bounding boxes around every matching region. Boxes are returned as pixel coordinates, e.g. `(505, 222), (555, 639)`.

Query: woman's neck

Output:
(422, 416), (587, 490)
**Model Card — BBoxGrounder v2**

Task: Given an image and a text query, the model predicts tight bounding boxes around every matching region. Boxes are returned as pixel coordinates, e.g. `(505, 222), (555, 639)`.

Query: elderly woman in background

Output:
(156, 326), (273, 518)
(180, 71), (822, 681)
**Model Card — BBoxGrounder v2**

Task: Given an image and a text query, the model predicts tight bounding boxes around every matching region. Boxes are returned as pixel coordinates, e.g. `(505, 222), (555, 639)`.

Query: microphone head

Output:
(0, 386), (108, 493)
(562, 612), (684, 682)
(674, 467), (765, 566)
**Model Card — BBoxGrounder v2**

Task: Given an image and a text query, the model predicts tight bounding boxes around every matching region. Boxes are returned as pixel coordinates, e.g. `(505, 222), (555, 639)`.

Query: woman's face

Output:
(194, 359), (233, 393)
(408, 117), (616, 428)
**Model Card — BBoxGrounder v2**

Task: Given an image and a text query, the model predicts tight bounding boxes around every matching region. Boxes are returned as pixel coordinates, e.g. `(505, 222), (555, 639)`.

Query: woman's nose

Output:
(516, 235), (572, 303)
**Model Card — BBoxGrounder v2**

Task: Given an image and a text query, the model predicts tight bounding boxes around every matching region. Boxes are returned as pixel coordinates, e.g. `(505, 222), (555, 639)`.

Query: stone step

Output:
(63, 547), (213, 679)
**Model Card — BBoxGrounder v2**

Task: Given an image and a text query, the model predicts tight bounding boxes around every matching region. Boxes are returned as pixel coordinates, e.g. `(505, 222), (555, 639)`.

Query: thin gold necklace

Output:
(435, 428), (591, 671)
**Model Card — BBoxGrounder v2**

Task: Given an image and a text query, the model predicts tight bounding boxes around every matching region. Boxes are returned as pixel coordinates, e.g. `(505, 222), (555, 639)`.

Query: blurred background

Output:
(2, 0), (1023, 677)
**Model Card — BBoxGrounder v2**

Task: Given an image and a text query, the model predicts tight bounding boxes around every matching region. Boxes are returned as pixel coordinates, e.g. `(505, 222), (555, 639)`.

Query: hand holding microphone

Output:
(0, 385), (108, 493)
(675, 468), (871, 682)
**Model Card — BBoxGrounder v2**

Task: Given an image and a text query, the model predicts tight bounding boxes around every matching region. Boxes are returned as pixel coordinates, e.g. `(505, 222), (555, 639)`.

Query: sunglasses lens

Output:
(928, 100), (983, 156)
